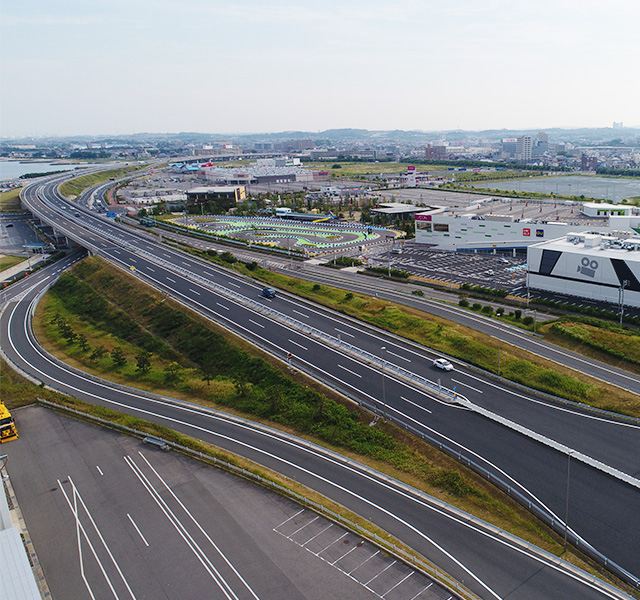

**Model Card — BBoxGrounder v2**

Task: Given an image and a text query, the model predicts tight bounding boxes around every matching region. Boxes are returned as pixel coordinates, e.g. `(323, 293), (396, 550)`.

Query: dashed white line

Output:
(166, 277), (176, 283)
(127, 514), (149, 547)
(288, 339), (308, 351)
(338, 364), (362, 378)
(385, 350), (411, 363)
(216, 303), (229, 310)
(335, 328), (355, 338)
(96, 466), (103, 476)
(451, 379), (483, 394)
(292, 310), (310, 319)
(189, 289), (201, 296)
(249, 319), (264, 328)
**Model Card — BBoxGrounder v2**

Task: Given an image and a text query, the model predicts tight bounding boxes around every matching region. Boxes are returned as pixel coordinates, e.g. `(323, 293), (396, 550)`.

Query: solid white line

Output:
(68, 476), (138, 599)
(318, 532), (348, 555)
(338, 364), (362, 378)
(451, 379), (483, 394)
(288, 339), (308, 351)
(127, 514), (149, 547)
(331, 541), (360, 565)
(249, 319), (264, 328)
(137, 452), (262, 600)
(58, 479), (118, 600)
(124, 457), (238, 600)
(96, 466), (104, 476)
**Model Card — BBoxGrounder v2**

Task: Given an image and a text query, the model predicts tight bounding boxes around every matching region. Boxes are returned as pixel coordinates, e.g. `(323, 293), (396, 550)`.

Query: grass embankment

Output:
(59, 164), (149, 199)
(175, 242), (640, 418)
(304, 161), (452, 178)
(0, 187), (24, 213)
(32, 256), (566, 554)
(0, 255), (25, 272)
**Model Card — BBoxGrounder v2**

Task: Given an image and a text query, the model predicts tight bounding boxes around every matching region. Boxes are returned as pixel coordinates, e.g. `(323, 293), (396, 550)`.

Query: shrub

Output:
(458, 299), (470, 307)
(472, 303), (482, 311)
(522, 315), (534, 326)
(412, 289), (425, 297)
(481, 305), (494, 316)
(496, 307), (504, 317)
(514, 309), (522, 320)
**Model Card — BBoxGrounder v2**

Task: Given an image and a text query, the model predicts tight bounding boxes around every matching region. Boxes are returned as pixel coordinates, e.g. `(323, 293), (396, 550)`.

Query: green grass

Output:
(0, 187), (24, 213)
(59, 164), (149, 198)
(0, 255), (25, 272)
(304, 161), (452, 177)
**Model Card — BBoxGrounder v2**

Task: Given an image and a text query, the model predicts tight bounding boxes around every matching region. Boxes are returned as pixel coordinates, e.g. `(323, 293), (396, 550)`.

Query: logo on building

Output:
(577, 256), (598, 278)
(523, 228), (530, 236)
(536, 229), (544, 237)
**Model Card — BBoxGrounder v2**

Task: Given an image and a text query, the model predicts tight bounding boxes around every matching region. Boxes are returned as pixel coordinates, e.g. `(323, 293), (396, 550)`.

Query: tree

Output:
(135, 350), (152, 374)
(76, 333), (90, 352)
(111, 346), (127, 367)
(89, 345), (108, 361)
(163, 362), (182, 384)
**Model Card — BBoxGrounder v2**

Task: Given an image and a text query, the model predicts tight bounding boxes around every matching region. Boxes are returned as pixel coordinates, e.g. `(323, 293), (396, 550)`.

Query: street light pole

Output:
(563, 451), (574, 551)
(380, 346), (387, 420)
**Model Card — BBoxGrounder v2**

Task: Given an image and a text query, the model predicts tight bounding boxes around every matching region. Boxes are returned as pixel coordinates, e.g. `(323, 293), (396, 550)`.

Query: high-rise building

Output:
(425, 143), (447, 160)
(516, 135), (532, 162)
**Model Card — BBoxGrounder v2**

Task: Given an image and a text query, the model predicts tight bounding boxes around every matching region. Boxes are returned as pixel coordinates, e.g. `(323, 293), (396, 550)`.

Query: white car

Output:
(433, 358), (454, 371)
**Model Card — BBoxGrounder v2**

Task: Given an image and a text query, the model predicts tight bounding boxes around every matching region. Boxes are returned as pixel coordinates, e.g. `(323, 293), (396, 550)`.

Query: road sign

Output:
(106, 212), (116, 218)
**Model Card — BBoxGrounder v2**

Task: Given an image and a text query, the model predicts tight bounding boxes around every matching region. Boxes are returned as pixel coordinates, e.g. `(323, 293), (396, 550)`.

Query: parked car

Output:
(433, 358), (454, 371)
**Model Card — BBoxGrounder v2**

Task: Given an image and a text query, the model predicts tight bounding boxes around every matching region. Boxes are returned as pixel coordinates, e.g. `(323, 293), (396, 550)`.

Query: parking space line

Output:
(290, 515), (319, 537)
(382, 571), (413, 597)
(96, 466), (103, 476)
(317, 532), (348, 556)
(365, 560), (396, 585)
(331, 540), (361, 565)
(274, 508), (304, 530)
(301, 523), (333, 547)
(348, 549), (379, 575)
(410, 582), (432, 599)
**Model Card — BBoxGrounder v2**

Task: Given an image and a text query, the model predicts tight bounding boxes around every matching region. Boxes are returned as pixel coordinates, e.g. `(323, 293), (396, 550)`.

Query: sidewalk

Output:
(0, 254), (50, 283)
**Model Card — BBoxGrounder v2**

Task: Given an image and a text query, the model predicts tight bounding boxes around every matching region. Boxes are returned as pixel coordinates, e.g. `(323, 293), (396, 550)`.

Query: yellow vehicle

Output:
(0, 403), (18, 443)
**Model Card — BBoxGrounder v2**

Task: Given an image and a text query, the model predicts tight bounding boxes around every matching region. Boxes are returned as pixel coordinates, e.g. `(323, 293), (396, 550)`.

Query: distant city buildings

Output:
(425, 143), (447, 160)
(516, 135), (533, 162)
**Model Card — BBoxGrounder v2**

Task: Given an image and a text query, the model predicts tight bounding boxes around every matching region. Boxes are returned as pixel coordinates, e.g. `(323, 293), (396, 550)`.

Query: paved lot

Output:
(4, 405), (455, 600)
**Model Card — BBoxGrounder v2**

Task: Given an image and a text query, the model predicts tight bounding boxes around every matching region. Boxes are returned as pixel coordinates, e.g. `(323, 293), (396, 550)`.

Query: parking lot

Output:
(4, 405), (456, 600)
(368, 243), (528, 292)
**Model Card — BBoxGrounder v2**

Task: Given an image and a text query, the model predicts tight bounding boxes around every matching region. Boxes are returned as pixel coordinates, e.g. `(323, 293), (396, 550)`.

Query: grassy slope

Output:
(0, 187), (24, 213)
(59, 164), (148, 198)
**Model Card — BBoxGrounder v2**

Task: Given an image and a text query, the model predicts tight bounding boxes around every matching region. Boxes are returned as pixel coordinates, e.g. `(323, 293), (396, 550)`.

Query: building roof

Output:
(371, 202), (426, 215)
(187, 186), (243, 194)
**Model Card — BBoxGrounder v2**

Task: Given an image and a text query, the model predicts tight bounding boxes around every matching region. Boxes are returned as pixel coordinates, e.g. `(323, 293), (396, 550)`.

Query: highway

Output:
(3, 173), (639, 597)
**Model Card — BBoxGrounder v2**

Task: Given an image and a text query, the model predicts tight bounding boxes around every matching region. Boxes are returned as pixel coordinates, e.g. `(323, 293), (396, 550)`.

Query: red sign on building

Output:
(523, 228), (531, 236)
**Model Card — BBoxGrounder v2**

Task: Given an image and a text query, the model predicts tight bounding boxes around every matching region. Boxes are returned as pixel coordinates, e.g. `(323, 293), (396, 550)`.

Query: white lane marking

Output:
(292, 310), (309, 319)
(249, 319), (264, 328)
(147, 267), (155, 272)
(137, 452), (262, 599)
(451, 379), (483, 394)
(216, 303), (229, 311)
(96, 466), (104, 476)
(400, 396), (432, 414)
(338, 364), (362, 378)
(127, 514), (149, 547)
(385, 350), (411, 363)
(335, 328), (355, 338)
(166, 277), (176, 283)
(288, 339), (308, 351)
(124, 457), (239, 599)
(189, 289), (200, 296)
(227, 282), (240, 288)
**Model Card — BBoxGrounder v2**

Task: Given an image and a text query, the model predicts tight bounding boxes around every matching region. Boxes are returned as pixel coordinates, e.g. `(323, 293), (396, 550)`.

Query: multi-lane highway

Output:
(3, 173), (639, 598)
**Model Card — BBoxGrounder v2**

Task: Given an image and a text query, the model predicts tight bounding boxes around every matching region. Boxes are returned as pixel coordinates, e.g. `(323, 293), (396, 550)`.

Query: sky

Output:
(1, 0), (639, 138)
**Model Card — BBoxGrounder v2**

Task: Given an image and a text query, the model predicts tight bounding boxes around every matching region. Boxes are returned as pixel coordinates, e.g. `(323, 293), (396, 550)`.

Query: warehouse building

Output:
(186, 186), (247, 214)
(528, 232), (640, 308)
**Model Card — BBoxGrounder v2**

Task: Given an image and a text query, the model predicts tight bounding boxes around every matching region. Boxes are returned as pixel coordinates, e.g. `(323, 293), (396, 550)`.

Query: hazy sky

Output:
(1, 0), (639, 137)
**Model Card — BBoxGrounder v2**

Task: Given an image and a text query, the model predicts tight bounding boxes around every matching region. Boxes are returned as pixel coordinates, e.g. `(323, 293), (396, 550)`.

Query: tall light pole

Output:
(380, 346), (387, 420)
(564, 451), (575, 551)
